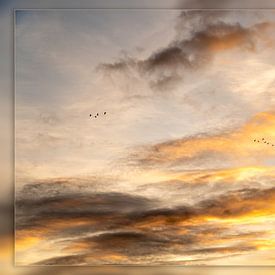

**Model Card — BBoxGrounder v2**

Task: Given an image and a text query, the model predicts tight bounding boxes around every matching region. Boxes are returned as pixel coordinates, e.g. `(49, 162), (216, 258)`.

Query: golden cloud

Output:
(132, 112), (275, 167)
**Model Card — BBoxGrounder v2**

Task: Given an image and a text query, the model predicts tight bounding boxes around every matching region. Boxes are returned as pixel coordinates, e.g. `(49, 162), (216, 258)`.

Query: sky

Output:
(14, 9), (275, 266)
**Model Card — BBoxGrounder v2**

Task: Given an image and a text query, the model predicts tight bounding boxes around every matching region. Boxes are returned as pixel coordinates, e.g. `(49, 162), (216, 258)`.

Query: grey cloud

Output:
(17, 176), (124, 200)
(98, 11), (268, 92)
(34, 254), (87, 266)
(187, 245), (255, 255)
(38, 112), (60, 126)
(80, 231), (180, 256)
(16, 177), (275, 264)
(16, 188), (157, 235)
(36, 228), (262, 265)
(17, 182), (275, 231)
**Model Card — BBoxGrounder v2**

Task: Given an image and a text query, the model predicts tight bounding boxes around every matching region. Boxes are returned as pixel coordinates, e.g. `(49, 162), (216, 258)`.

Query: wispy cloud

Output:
(16, 178), (275, 265)
(127, 112), (275, 170)
(15, 10), (275, 265)
(98, 11), (274, 92)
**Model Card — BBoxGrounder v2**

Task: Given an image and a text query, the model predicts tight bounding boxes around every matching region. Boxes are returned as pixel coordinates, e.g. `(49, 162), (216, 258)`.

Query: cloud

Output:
(98, 11), (273, 92)
(38, 112), (60, 126)
(34, 254), (88, 266)
(128, 187), (275, 228)
(127, 112), (275, 170)
(14, 10), (275, 266)
(15, 178), (275, 264)
(16, 187), (157, 237)
(15, 110), (274, 264)
(196, 187), (275, 219)
(74, 231), (178, 257)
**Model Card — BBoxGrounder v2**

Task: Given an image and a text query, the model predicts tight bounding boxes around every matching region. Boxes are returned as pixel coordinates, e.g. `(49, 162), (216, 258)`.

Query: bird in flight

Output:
(253, 138), (274, 148)
(89, 112), (107, 119)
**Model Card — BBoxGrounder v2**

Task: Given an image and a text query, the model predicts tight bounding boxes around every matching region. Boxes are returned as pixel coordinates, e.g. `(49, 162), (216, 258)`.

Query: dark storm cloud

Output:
(98, 11), (269, 92)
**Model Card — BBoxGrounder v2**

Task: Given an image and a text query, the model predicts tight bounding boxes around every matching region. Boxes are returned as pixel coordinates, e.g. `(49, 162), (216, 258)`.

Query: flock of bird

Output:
(254, 138), (274, 147)
(88, 115), (274, 149)
(90, 112), (107, 119)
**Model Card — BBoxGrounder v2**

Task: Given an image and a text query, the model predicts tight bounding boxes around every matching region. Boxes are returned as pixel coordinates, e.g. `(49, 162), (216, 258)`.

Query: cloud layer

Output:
(16, 177), (275, 265)
(99, 11), (274, 93)
(15, 10), (275, 265)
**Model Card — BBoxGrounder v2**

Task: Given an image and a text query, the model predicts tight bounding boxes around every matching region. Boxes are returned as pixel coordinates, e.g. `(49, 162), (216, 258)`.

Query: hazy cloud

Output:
(16, 178), (275, 264)
(98, 11), (273, 92)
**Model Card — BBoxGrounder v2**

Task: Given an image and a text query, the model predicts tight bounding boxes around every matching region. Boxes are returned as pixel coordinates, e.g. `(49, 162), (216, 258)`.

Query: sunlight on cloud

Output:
(15, 9), (275, 265)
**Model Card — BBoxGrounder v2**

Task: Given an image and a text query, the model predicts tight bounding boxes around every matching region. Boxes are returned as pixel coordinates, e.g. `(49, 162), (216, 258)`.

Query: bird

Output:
(89, 111), (107, 119)
(255, 137), (275, 148)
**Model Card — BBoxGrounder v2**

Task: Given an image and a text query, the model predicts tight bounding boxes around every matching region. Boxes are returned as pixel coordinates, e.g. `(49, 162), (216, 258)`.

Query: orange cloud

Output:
(133, 112), (275, 166)
(171, 166), (275, 185)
